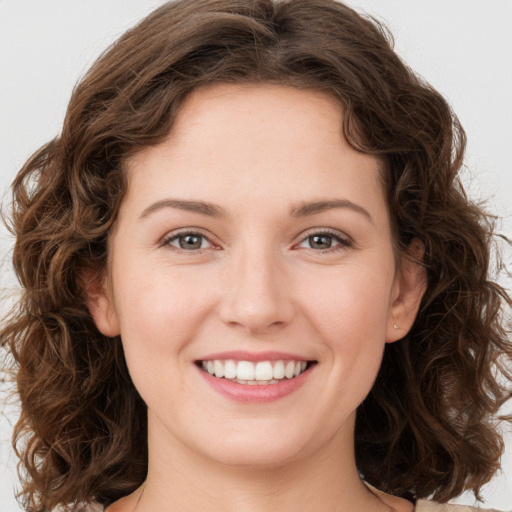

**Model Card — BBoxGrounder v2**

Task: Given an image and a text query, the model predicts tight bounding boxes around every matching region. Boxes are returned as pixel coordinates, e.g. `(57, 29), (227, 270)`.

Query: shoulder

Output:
(76, 504), (104, 512)
(54, 503), (104, 512)
(415, 499), (503, 511)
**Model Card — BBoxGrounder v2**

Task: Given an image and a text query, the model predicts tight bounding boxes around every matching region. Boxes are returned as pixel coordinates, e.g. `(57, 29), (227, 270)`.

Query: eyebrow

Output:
(139, 199), (227, 220)
(290, 199), (373, 223)
(138, 197), (372, 223)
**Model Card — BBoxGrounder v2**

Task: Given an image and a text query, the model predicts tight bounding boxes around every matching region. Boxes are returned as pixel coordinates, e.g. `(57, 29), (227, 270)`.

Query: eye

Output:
(296, 230), (351, 252)
(163, 231), (214, 251)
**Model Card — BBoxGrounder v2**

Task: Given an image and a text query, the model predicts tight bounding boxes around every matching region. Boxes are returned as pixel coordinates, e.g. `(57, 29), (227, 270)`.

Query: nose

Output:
(218, 247), (295, 334)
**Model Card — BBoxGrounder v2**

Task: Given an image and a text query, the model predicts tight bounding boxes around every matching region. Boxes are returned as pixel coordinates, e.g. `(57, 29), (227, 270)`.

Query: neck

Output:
(121, 414), (396, 512)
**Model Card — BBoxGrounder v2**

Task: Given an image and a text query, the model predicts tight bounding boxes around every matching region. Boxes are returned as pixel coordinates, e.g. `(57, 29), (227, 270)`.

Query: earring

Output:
(393, 323), (399, 329)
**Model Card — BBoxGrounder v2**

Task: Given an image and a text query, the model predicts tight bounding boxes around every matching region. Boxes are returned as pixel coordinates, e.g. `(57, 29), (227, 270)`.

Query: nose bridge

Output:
(219, 240), (294, 332)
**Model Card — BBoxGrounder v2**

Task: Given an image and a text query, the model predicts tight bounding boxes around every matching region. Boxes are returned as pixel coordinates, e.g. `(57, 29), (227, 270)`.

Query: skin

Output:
(89, 84), (425, 512)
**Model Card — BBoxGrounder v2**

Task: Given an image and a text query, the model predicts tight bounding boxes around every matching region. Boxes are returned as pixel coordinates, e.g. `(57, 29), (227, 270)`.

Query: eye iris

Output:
(309, 234), (332, 249)
(179, 234), (203, 250)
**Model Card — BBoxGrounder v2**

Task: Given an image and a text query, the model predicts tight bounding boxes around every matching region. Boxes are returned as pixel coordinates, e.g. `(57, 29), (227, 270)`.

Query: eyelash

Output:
(160, 228), (352, 254)
(295, 228), (353, 253)
(160, 229), (218, 253)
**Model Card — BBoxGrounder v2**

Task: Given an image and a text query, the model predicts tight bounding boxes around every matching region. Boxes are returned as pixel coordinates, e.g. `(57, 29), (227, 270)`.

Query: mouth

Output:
(195, 358), (316, 385)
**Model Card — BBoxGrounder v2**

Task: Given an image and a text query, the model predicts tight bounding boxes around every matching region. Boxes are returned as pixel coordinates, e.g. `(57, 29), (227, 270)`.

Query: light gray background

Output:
(1, 1), (511, 511)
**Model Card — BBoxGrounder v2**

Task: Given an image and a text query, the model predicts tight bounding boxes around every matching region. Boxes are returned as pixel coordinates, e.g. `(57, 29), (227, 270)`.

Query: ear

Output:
(386, 240), (427, 343)
(80, 267), (120, 337)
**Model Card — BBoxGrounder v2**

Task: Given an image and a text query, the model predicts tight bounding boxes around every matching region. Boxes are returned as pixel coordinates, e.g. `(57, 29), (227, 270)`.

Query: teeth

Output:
(233, 379), (280, 385)
(200, 359), (310, 383)
(224, 360), (237, 379)
(285, 361), (295, 379)
(237, 361), (255, 380)
(214, 360), (224, 378)
(255, 361), (273, 380)
(273, 360), (285, 379)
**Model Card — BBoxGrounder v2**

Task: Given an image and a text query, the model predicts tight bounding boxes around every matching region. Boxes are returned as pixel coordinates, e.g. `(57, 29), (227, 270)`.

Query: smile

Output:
(198, 359), (310, 384)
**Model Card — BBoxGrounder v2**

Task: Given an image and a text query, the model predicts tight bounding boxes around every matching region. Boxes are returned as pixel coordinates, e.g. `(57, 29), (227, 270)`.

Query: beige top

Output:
(363, 482), (503, 512)
(75, 501), (502, 511)
(415, 501), (504, 512)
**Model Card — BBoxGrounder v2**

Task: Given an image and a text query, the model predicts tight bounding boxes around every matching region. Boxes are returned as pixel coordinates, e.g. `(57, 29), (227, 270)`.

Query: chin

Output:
(191, 421), (322, 469)
(205, 442), (304, 469)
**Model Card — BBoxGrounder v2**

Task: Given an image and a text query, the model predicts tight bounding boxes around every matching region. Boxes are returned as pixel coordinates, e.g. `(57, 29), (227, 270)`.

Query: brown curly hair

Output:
(1, 0), (511, 510)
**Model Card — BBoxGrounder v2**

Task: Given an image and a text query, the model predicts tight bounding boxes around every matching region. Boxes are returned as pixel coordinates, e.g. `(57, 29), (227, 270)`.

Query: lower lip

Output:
(197, 365), (313, 403)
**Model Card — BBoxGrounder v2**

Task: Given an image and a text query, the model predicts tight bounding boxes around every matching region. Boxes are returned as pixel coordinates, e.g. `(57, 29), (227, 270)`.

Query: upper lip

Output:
(196, 350), (314, 362)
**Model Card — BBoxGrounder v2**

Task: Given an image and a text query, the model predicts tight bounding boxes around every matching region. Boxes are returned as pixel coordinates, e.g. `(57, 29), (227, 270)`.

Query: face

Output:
(90, 84), (425, 470)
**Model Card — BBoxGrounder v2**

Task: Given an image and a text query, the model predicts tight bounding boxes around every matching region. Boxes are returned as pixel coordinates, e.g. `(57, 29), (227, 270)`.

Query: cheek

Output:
(301, 265), (394, 341)
(286, 265), (396, 430)
(111, 263), (214, 359)
(110, 269), (213, 409)
(298, 263), (394, 396)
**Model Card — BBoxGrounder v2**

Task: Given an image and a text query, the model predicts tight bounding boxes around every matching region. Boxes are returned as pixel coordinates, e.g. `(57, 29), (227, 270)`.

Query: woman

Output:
(1, 1), (510, 511)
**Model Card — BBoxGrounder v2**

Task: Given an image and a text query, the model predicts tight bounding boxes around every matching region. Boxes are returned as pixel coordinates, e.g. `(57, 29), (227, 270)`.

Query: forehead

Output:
(174, 83), (344, 135)
(122, 83), (387, 222)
